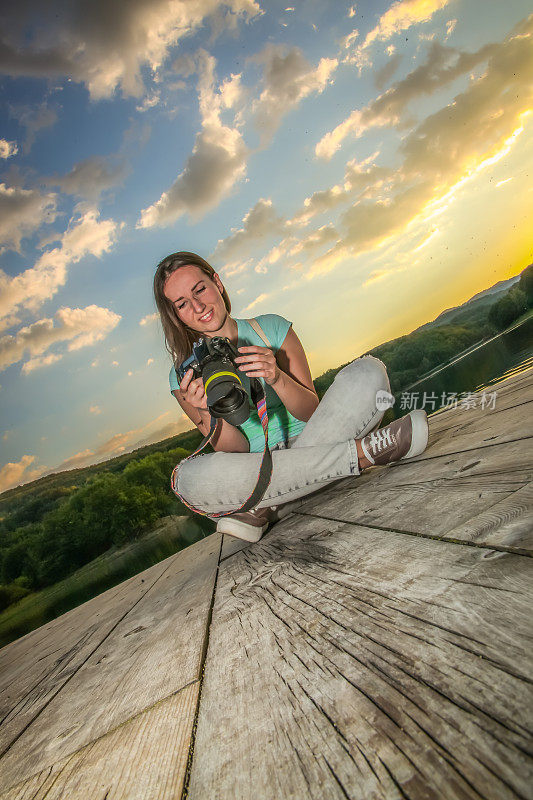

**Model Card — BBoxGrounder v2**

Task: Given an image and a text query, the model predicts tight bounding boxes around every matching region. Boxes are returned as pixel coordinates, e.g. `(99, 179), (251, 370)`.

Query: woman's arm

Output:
(235, 327), (319, 422)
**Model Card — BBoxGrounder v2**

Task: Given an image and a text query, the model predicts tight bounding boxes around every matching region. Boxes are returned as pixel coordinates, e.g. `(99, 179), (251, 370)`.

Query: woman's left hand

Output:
(235, 346), (281, 386)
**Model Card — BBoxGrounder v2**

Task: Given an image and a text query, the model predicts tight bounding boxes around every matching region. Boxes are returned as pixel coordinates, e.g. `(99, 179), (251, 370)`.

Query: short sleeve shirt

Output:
(169, 314), (307, 452)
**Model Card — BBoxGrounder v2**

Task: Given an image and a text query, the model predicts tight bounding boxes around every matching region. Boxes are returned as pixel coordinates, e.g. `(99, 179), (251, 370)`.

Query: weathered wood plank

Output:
(0, 533), (221, 793)
(0, 681), (198, 800)
(426, 371), (533, 436)
(443, 482), (533, 550)
(0, 557), (172, 756)
(298, 438), (532, 553)
(188, 515), (533, 800)
(421, 403), (533, 460)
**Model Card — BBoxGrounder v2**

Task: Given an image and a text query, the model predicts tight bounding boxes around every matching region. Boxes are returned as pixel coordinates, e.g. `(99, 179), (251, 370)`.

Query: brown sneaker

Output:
(360, 410), (428, 466)
(216, 507), (272, 542)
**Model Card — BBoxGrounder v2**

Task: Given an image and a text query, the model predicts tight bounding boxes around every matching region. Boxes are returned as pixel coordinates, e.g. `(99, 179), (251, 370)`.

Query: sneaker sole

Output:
(216, 519), (268, 543)
(404, 409), (429, 459)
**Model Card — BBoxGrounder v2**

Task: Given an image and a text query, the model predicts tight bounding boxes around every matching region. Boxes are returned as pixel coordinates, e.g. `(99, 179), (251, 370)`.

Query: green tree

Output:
(518, 264), (533, 306)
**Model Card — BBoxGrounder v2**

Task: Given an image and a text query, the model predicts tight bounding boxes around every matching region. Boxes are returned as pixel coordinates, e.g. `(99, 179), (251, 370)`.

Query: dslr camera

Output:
(177, 337), (250, 426)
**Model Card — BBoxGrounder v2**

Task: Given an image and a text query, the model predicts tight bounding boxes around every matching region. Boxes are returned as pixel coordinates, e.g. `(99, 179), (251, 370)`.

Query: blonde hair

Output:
(153, 251), (231, 366)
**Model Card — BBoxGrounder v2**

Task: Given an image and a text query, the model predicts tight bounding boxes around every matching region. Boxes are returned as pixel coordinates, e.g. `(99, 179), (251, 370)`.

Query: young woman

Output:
(154, 251), (429, 542)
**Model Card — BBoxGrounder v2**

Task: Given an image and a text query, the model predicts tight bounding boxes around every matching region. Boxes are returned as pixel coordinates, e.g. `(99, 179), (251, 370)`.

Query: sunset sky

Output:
(1, 0), (532, 492)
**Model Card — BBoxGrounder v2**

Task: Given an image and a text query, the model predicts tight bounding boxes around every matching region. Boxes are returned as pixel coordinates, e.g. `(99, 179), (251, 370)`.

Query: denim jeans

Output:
(175, 355), (390, 514)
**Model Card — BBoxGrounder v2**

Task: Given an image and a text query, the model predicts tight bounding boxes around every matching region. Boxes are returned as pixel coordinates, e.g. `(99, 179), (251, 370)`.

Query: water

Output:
(392, 314), (533, 418)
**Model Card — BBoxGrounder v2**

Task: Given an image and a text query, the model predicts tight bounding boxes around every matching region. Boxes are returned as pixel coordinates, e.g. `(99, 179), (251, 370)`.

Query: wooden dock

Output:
(1, 369), (532, 799)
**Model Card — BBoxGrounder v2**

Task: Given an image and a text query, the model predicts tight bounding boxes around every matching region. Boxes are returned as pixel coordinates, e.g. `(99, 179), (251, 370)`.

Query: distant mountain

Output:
(465, 275), (520, 305)
(415, 273), (521, 332)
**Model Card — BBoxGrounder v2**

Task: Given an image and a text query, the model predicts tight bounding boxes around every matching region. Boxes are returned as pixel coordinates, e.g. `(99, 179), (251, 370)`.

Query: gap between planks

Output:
(391, 433), (533, 467)
(0, 551), (182, 762)
(180, 533), (224, 800)
(293, 511), (533, 558)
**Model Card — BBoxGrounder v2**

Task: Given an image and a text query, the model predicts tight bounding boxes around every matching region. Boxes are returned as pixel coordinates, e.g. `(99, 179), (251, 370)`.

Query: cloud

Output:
(0, 206), (122, 323)
(10, 103), (58, 153)
(0, 454), (45, 493)
(50, 412), (193, 473)
(308, 16), (533, 274)
(212, 198), (286, 263)
(241, 292), (271, 312)
(138, 50), (248, 228)
(252, 45), (337, 142)
(316, 38), (499, 159)
(291, 152), (391, 224)
(374, 52), (403, 91)
(140, 312), (159, 326)
(0, 305), (121, 373)
(0, 0), (262, 100)
(45, 156), (129, 200)
(0, 139), (18, 159)
(0, 183), (57, 251)
(347, 0), (453, 68)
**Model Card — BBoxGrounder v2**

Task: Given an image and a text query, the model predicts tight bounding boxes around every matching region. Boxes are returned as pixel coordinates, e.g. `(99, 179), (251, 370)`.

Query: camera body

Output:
(177, 337), (250, 426)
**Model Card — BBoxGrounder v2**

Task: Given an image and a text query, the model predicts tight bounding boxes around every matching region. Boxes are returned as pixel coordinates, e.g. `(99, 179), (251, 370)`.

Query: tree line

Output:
(0, 446), (194, 610)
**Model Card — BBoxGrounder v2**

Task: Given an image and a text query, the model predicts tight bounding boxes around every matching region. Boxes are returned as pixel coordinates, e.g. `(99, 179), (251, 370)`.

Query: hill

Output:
(414, 275), (520, 332)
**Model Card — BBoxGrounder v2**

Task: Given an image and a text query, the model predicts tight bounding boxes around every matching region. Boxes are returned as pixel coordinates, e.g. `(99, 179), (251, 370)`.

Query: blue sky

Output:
(1, 0), (532, 491)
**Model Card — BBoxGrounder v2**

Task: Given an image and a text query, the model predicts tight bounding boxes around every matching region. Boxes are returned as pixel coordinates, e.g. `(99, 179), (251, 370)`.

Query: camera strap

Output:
(170, 376), (273, 517)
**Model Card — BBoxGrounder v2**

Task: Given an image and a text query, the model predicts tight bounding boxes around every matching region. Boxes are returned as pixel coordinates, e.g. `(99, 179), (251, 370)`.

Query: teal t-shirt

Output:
(169, 314), (307, 452)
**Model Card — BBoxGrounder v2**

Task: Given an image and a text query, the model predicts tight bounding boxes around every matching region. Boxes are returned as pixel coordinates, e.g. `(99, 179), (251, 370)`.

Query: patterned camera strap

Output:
(170, 376), (273, 517)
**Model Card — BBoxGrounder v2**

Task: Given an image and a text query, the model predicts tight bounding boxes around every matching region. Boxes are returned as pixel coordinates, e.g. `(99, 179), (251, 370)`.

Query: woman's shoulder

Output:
(248, 314), (293, 349)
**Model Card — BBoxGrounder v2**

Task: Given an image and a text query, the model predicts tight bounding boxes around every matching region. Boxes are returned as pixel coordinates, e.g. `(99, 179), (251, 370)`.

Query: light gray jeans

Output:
(175, 355), (390, 514)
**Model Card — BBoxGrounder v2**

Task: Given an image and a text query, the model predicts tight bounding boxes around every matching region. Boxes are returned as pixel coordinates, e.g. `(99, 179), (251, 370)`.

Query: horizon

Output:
(1, 0), (532, 493)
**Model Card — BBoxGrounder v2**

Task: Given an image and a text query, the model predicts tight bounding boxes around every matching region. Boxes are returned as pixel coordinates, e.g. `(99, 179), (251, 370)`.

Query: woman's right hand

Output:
(179, 369), (208, 411)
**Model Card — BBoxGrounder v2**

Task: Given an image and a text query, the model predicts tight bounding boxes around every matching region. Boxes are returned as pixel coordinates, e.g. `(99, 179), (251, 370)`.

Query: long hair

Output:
(153, 251), (231, 367)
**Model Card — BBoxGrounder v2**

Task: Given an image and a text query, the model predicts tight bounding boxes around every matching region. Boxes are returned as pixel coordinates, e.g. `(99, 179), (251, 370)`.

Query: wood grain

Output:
(188, 515), (533, 800)
(0, 557), (172, 756)
(297, 438), (532, 553)
(0, 533), (221, 793)
(0, 681), (198, 800)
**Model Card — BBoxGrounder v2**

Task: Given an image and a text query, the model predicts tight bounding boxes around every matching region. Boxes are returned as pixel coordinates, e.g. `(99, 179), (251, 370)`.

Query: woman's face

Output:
(163, 264), (228, 334)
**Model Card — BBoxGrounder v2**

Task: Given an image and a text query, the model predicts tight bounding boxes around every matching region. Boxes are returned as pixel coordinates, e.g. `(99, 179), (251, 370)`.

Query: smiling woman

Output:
(153, 251), (429, 542)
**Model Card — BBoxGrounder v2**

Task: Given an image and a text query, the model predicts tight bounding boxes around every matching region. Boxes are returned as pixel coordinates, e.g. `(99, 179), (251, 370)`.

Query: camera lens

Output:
(210, 385), (249, 425)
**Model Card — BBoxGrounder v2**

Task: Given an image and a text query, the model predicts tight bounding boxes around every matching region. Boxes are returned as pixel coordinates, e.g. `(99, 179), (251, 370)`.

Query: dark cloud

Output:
(45, 156), (129, 200)
(0, 0), (262, 99)
(212, 198), (285, 263)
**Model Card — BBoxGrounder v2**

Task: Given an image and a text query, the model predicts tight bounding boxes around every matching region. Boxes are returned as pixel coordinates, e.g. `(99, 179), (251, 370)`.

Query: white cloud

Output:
(241, 292), (271, 312)
(0, 454), (45, 493)
(0, 305), (121, 373)
(252, 45), (338, 142)
(0, 0), (262, 100)
(0, 139), (18, 159)
(347, 0), (453, 68)
(138, 50), (247, 228)
(140, 312), (159, 326)
(0, 206), (122, 323)
(136, 91), (161, 113)
(0, 183), (57, 251)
